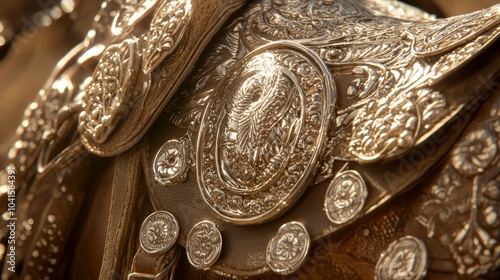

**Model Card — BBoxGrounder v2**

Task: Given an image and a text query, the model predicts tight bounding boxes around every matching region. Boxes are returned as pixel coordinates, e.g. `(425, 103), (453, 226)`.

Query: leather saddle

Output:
(1, 0), (500, 279)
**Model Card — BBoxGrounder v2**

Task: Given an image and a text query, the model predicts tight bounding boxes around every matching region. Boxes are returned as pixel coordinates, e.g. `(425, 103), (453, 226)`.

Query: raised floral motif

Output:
(349, 88), (446, 162)
(324, 170), (368, 224)
(140, 211), (179, 254)
(142, 0), (192, 73)
(78, 39), (138, 143)
(186, 221), (222, 269)
(153, 136), (193, 187)
(196, 42), (334, 224)
(375, 236), (428, 280)
(416, 95), (500, 277)
(450, 127), (497, 176)
(266, 221), (310, 275)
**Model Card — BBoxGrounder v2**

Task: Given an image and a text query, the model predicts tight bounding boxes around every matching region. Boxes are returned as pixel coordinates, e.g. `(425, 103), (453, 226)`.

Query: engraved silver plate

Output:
(375, 236), (428, 280)
(111, 0), (159, 35)
(153, 137), (193, 187)
(324, 170), (368, 224)
(186, 221), (222, 270)
(142, 0), (192, 73)
(196, 42), (335, 224)
(405, 4), (500, 57)
(140, 211), (179, 255)
(266, 221), (310, 275)
(78, 39), (138, 143)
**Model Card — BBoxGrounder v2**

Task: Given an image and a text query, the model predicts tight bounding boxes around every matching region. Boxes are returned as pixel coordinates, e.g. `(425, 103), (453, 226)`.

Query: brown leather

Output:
(129, 246), (180, 279)
(98, 143), (152, 280)
(80, 0), (249, 157)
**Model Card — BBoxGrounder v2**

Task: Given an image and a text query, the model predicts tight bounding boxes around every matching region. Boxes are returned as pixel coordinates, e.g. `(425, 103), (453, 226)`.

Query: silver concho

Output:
(266, 221), (310, 275)
(153, 137), (193, 187)
(78, 39), (138, 143)
(142, 0), (192, 73)
(111, 0), (159, 35)
(140, 211), (179, 255)
(186, 221), (222, 270)
(196, 42), (335, 224)
(324, 170), (368, 224)
(375, 236), (428, 280)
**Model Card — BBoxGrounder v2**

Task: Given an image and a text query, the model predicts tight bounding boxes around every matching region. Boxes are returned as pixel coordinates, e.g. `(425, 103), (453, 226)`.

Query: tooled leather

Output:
(79, 0), (249, 157)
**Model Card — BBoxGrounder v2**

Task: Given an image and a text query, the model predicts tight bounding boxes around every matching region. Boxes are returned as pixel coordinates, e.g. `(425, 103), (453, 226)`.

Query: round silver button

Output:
(266, 221), (310, 275)
(140, 211), (179, 255)
(324, 170), (368, 224)
(153, 137), (193, 187)
(186, 221), (223, 269)
(375, 236), (428, 280)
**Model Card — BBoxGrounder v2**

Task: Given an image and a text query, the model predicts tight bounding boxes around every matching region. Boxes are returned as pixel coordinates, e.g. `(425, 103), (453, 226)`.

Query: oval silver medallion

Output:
(324, 170), (368, 224)
(266, 221), (310, 275)
(196, 42), (335, 224)
(142, 0), (192, 73)
(140, 211), (179, 255)
(186, 221), (222, 269)
(79, 39), (138, 143)
(375, 236), (428, 280)
(153, 137), (193, 187)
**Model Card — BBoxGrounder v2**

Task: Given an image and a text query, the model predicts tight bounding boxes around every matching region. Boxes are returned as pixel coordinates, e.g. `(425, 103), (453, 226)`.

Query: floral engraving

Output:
(186, 221), (222, 269)
(140, 211), (179, 254)
(196, 42), (334, 224)
(349, 88), (447, 162)
(416, 95), (500, 277)
(324, 170), (368, 224)
(78, 39), (138, 143)
(142, 0), (191, 73)
(405, 4), (500, 56)
(266, 221), (310, 275)
(450, 128), (497, 176)
(111, 0), (159, 35)
(153, 136), (194, 187)
(375, 236), (428, 280)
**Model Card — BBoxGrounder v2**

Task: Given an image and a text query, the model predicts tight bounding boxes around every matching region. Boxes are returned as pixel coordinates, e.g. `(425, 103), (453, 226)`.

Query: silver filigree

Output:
(111, 0), (159, 35)
(196, 42), (335, 224)
(78, 39), (139, 143)
(140, 211), (179, 255)
(186, 221), (222, 269)
(359, 0), (436, 21)
(153, 136), (194, 187)
(142, 0), (192, 73)
(324, 170), (368, 224)
(170, 0), (500, 167)
(375, 236), (428, 280)
(405, 4), (500, 56)
(349, 88), (447, 162)
(266, 221), (310, 275)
